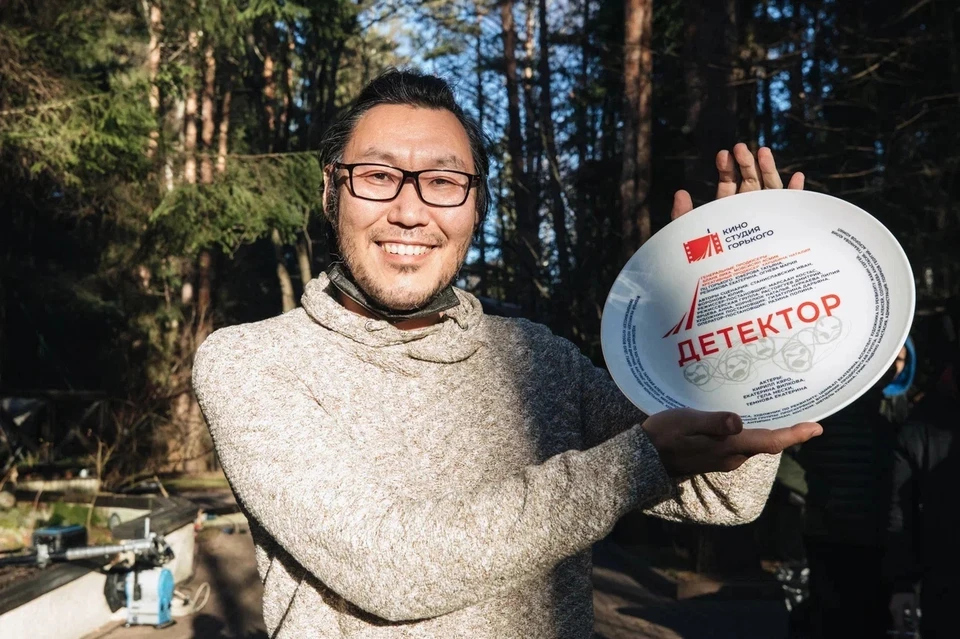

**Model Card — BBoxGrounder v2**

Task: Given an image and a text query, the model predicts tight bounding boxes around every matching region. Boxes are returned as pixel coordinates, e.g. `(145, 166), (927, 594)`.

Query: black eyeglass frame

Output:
(333, 162), (481, 208)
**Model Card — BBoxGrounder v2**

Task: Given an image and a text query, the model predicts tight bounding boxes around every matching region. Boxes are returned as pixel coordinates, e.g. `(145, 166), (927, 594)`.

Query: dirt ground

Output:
(83, 492), (789, 639)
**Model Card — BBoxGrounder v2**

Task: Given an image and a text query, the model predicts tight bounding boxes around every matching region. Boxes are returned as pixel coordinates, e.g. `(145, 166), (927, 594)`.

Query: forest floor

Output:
(83, 487), (791, 639)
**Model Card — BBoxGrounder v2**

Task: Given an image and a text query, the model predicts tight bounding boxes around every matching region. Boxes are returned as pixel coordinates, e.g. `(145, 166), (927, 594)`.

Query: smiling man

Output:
(322, 101), (482, 323)
(193, 71), (822, 638)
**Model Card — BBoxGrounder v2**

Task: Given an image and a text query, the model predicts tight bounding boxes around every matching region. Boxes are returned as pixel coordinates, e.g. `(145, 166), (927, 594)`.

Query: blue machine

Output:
(31, 524), (87, 554)
(1, 516), (180, 629)
(125, 566), (175, 628)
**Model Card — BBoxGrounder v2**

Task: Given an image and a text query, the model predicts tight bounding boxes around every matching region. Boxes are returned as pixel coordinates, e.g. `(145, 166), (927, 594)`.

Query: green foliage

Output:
(6, 0), (957, 476)
(40, 502), (106, 529)
(150, 154), (322, 256)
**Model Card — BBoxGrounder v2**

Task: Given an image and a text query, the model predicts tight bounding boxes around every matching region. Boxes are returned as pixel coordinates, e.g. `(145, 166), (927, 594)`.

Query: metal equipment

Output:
(0, 517), (177, 629)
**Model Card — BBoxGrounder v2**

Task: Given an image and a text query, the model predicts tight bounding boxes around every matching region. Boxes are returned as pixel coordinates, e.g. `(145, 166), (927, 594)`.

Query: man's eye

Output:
(429, 177), (455, 187)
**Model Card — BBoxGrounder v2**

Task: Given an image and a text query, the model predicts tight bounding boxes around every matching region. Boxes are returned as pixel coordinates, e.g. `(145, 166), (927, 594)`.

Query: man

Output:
(193, 70), (821, 638)
(887, 302), (960, 639)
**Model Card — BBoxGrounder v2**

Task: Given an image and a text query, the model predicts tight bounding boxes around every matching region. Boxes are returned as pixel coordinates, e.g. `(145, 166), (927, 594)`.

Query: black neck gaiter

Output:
(326, 262), (461, 322)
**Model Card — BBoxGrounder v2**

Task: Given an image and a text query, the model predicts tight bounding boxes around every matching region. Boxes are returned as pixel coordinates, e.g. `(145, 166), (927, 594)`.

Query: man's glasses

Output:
(334, 162), (480, 208)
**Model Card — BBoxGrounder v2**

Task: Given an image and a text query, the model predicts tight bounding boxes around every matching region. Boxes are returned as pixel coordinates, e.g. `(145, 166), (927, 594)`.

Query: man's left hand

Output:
(641, 409), (822, 477)
(671, 143), (805, 219)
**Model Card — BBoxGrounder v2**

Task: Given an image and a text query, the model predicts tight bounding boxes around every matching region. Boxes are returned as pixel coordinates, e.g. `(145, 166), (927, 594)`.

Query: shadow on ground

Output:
(191, 613), (267, 639)
(592, 540), (789, 639)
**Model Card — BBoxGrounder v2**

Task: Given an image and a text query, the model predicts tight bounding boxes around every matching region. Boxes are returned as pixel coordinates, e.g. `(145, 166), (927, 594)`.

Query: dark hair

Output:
(318, 69), (490, 226)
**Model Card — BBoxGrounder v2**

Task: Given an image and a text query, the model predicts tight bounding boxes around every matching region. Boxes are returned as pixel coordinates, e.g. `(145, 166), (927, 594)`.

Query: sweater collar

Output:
(326, 262), (461, 322)
(301, 273), (485, 363)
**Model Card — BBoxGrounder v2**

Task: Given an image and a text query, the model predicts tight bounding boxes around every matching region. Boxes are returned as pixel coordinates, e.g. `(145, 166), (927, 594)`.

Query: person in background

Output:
(797, 367), (899, 638)
(886, 301), (960, 639)
(882, 337), (916, 425)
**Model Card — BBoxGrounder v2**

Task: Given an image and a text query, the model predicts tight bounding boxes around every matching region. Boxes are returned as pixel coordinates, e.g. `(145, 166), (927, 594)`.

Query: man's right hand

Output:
(640, 408), (822, 477)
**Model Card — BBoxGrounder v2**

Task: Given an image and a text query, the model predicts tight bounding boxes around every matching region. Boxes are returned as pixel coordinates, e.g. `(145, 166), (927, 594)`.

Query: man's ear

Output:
(321, 166), (334, 221)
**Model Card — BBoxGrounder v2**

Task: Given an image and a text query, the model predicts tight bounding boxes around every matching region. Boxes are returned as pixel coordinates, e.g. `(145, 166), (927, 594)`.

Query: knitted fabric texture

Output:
(193, 274), (779, 638)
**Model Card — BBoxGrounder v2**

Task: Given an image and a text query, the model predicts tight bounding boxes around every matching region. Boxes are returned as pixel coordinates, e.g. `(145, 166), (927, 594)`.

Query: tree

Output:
(620, 0), (654, 260)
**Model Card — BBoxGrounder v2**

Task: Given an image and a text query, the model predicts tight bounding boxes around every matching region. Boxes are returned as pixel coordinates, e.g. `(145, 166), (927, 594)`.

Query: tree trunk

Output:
(499, 0), (539, 313)
(538, 0), (570, 297)
(522, 1), (540, 188)
(620, 0), (653, 261)
(165, 96), (182, 192)
(272, 228), (296, 313)
(475, 3), (487, 297)
(761, 73), (773, 148)
(263, 51), (276, 151)
(216, 88), (232, 175)
(788, 0), (806, 152)
(182, 249), (214, 472)
(145, 1), (162, 158)
(296, 235), (312, 288)
(318, 39), (346, 148)
(280, 23), (295, 151)
(168, 18), (203, 472)
(200, 44), (216, 185)
(683, 0), (738, 203)
(737, 0), (758, 150)
(184, 27), (199, 185)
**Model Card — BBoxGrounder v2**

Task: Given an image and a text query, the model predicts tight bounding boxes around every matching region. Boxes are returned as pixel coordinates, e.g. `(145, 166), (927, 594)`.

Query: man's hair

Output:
(318, 69), (490, 226)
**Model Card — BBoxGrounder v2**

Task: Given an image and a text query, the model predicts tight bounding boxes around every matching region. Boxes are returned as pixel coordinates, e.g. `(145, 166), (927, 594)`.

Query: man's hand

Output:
(671, 143), (805, 219)
(641, 408), (822, 477)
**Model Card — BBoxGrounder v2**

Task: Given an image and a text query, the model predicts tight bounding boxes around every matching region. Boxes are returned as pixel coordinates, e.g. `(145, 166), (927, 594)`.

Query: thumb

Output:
(671, 189), (694, 220)
(678, 409), (743, 437)
(735, 422), (823, 456)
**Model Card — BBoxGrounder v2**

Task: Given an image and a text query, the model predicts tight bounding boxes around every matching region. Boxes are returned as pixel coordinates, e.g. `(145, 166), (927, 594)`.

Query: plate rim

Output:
(600, 189), (917, 426)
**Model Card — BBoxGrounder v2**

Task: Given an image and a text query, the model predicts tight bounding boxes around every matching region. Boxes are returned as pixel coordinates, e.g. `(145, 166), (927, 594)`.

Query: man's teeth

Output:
(381, 243), (431, 256)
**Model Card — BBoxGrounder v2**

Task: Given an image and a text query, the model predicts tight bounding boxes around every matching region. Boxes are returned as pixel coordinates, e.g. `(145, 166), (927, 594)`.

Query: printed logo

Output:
(663, 279), (702, 338)
(684, 232), (723, 263)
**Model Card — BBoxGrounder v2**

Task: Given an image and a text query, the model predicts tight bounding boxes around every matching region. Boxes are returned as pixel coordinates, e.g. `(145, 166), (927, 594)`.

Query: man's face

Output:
(326, 104), (478, 311)
(894, 346), (908, 376)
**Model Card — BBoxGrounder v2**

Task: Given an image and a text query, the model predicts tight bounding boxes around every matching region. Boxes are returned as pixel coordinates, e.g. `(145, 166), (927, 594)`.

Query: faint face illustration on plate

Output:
(815, 316), (842, 344)
(745, 337), (776, 360)
(783, 341), (813, 372)
(683, 361), (712, 386)
(723, 353), (752, 381)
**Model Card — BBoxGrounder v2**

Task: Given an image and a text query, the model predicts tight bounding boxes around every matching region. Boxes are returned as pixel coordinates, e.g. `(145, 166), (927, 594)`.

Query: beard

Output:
(330, 189), (469, 311)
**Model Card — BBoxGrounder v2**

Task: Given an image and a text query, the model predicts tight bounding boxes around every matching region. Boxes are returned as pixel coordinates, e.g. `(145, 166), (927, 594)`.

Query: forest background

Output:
(1, 0), (958, 483)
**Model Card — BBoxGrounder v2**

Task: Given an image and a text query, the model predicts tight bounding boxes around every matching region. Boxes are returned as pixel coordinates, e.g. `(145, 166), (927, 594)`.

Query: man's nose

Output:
(386, 178), (430, 227)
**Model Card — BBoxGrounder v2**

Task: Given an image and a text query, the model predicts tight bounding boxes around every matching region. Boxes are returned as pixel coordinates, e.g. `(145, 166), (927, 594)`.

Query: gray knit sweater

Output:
(193, 274), (778, 638)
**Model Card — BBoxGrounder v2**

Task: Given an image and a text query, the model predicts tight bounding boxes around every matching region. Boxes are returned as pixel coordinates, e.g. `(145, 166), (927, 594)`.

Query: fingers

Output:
(733, 143), (762, 192)
(787, 172), (805, 190)
(756, 147), (783, 189)
(715, 150), (738, 199)
(713, 144), (805, 197)
(671, 190), (694, 220)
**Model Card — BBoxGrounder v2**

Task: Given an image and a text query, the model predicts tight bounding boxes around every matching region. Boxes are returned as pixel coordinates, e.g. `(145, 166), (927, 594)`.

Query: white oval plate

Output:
(601, 189), (915, 429)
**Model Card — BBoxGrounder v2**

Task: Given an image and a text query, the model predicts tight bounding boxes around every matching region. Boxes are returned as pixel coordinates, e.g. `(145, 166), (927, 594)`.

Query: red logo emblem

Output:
(663, 279), (702, 337)
(684, 232), (723, 263)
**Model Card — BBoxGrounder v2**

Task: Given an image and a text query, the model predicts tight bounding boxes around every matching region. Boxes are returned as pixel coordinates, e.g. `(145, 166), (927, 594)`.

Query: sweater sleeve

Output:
(193, 328), (673, 622)
(577, 351), (778, 525)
